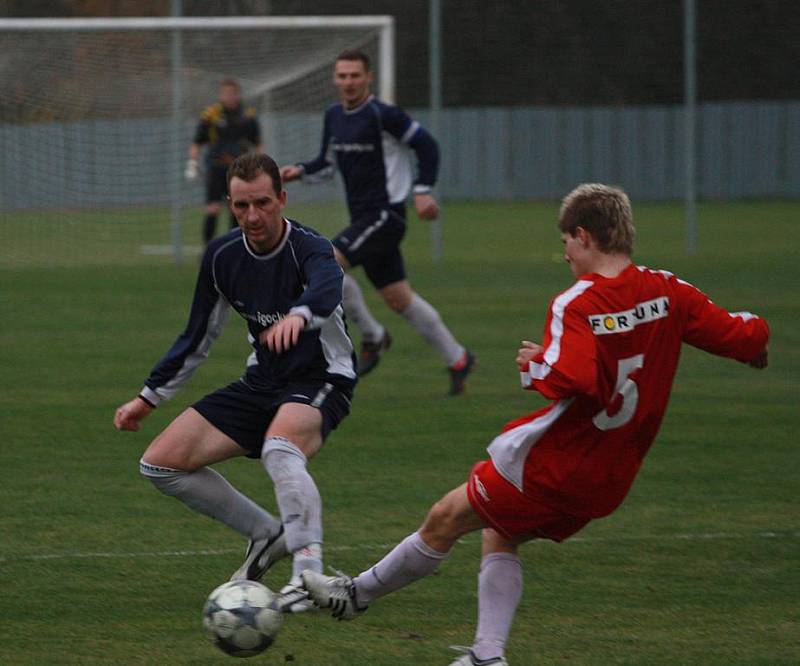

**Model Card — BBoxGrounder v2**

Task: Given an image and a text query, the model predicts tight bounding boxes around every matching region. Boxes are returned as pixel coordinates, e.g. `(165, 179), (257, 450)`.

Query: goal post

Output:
(0, 16), (395, 267)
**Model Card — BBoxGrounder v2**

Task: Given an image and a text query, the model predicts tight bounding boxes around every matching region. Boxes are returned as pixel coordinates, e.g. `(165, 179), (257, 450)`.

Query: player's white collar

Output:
(240, 218), (290, 260)
(343, 94), (375, 115)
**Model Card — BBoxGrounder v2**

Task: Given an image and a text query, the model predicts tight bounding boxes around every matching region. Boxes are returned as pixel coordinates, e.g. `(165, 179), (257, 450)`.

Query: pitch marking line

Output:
(140, 244), (203, 256)
(1, 531), (797, 564)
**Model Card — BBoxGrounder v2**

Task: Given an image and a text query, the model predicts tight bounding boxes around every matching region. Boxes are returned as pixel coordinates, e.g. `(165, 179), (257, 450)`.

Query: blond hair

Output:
(558, 183), (635, 255)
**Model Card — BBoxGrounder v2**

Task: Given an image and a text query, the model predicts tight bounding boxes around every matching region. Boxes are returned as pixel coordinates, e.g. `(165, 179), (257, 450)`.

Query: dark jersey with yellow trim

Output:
(193, 103), (260, 167)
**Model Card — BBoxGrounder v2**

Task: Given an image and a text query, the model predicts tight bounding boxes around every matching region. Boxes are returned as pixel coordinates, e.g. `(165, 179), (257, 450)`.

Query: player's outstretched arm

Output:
(259, 314), (306, 353)
(114, 396), (154, 432)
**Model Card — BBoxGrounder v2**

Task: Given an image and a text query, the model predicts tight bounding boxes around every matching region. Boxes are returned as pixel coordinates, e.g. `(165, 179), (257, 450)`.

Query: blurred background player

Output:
(300, 183), (770, 665)
(185, 77), (262, 245)
(114, 153), (356, 613)
(281, 50), (475, 395)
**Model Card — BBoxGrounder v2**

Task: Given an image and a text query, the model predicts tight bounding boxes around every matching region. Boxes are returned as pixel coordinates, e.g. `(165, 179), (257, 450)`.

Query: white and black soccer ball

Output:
(202, 580), (283, 658)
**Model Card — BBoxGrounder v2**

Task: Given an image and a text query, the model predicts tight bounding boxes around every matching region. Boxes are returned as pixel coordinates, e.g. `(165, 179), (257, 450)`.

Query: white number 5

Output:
(592, 354), (644, 431)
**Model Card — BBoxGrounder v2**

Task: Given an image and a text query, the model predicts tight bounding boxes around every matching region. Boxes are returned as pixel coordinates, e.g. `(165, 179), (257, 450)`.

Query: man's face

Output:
(229, 173), (287, 253)
(334, 59), (372, 108)
(219, 84), (241, 110)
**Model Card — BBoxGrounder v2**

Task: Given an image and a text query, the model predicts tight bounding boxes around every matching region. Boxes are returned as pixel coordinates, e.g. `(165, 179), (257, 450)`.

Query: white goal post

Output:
(0, 16), (395, 266)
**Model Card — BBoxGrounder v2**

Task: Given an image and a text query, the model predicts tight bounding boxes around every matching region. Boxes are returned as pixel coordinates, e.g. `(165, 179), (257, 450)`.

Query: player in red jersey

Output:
(300, 184), (770, 666)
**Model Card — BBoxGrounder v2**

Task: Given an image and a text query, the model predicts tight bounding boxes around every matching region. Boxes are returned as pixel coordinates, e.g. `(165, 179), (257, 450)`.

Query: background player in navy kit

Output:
(185, 78), (262, 245)
(280, 50), (475, 395)
(114, 153), (354, 613)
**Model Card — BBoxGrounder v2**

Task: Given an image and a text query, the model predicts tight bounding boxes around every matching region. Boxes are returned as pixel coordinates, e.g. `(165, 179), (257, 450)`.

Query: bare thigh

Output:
(481, 527), (525, 556)
(141, 407), (248, 471)
(266, 402), (324, 459)
(419, 483), (487, 552)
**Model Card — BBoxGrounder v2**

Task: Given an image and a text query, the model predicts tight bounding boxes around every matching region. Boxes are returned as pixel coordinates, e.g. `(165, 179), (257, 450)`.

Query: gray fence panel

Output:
(510, 107), (556, 199)
(2, 101), (799, 211)
(562, 108), (589, 193)
(700, 103), (726, 199)
(788, 105), (800, 195)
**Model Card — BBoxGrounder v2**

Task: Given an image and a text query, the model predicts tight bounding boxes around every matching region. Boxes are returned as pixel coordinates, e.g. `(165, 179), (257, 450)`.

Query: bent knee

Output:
(139, 458), (188, 497)
(420, 498), (462, 542)
(378, 280), (413, 311)
(381, 287), (413, 312)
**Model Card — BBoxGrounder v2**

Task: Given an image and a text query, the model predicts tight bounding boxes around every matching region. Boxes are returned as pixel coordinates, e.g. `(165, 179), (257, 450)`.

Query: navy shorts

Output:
(205, 165), (230, 203)
(332, 206), (407, 289)
(192, 378), (352, 458)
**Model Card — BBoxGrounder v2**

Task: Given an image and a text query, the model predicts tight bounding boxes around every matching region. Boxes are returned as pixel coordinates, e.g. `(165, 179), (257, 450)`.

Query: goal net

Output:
(0, 16), (394, 267)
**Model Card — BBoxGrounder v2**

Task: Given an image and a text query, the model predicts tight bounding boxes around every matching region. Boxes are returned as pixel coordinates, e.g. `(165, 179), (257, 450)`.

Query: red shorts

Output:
(467, 459), (590, 542)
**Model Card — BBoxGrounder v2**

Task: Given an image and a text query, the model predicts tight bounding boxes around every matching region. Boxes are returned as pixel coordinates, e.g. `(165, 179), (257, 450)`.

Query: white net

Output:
(0, 19), (390, 267)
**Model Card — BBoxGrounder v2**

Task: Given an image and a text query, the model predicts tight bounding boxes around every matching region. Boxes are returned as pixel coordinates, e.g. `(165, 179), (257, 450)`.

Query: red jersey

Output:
(487, 264), (769, 519)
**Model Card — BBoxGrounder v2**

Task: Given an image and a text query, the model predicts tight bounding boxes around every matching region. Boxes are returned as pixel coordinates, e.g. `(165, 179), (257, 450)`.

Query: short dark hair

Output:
(558, 183), (635, 255)
(336, 49), (371, 71)
(220, 77), (240, 90)
(226, 152), (282, 193)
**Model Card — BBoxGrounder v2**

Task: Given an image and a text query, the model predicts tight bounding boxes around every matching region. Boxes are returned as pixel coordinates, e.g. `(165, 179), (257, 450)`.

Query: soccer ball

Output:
(202, 580), (283, 657)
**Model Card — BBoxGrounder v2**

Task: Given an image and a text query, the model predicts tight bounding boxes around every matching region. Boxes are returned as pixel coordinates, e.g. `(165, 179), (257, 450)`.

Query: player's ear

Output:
(575, 226), (590, 246)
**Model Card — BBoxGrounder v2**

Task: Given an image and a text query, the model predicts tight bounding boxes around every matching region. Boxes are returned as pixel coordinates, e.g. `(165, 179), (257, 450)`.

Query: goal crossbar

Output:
(0, 16), (395, 103)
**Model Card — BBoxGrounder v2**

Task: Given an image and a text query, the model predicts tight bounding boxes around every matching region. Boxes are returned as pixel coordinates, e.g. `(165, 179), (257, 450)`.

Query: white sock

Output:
(471, 552), (523, 661)
(139, 459), (280, 540)
(261, 437), (323, 553)
(342, 273), (384, 342)
(354, 531), (449, 605)
(400, 293), (464, 366)
(291, 542), (323, 580)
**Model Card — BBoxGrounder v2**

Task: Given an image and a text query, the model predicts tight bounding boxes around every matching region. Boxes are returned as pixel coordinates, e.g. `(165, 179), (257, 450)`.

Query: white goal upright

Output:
(0, 16), (394, 267)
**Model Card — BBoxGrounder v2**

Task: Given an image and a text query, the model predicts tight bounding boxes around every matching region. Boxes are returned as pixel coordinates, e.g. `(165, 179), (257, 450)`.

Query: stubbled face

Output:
(229, 172), (287, 254)
(334, 58), (372, 108)
(219, 84), (241, 111)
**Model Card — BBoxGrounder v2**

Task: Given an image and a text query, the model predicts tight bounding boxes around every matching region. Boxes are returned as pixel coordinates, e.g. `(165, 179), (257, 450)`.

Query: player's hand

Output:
(516, 340), (544, 367)
(114, 397), (154, 432)
(280, 165), (303, 183)
(414, 193), (439, 220)
(747, 347), (769, 369)
(184, 158), (199, 182)
(259, 314), (306, 353)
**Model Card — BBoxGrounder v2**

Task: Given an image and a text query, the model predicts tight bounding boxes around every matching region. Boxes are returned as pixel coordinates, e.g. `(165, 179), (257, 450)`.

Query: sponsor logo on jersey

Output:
(242, 310), (285, 327)
(331, 141), (375, 153)
(588, 296), (670, 335)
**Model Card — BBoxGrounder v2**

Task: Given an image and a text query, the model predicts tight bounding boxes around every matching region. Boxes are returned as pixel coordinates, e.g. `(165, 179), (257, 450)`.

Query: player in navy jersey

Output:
(300, 184), (769, 665)
(281, 50), (475, 395)
(114, 153), (354, 613)
(185, 78), (262, 244)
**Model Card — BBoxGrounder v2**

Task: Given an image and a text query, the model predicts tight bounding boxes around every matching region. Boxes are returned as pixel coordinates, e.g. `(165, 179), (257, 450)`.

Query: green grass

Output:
(0, 200), (798, 664)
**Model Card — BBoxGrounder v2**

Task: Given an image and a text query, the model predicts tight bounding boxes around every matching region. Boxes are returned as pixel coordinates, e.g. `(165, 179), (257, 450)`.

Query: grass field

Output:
(1, 199), (798, 665)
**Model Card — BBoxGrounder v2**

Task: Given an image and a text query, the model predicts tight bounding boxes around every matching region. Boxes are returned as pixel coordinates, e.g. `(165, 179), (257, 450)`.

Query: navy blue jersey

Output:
(194, 103), (261, 167)
(299, 96), (439, 220)
(140, 219), (356, 406)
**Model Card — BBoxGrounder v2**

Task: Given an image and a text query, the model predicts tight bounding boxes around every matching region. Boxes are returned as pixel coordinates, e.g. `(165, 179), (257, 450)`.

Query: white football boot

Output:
(300, 569), (368, 620)
(447, 645), (509, 665)
(229, 526), (288, 582)
(275, 576), (315, 613)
